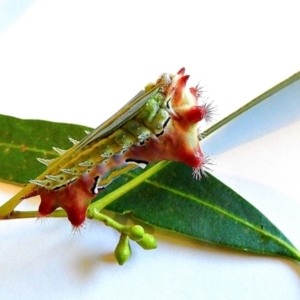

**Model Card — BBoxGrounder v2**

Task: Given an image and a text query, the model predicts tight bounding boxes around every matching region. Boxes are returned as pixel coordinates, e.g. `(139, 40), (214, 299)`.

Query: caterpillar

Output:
(21, 68), (212, 227)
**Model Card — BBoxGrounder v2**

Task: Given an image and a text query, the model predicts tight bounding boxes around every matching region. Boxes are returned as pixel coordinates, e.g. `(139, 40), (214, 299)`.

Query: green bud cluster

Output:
(114, 225), (157, 265)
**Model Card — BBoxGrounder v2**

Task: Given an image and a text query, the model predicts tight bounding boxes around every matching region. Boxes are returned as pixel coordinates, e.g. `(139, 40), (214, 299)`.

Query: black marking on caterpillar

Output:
(166, 98), (171, 109)
(91, 176), (101, 194)
(155, 117), (171, 137)
(53, 185), (66, 191)
(125, 158), (149, 169)
(155, 131), (164, 137)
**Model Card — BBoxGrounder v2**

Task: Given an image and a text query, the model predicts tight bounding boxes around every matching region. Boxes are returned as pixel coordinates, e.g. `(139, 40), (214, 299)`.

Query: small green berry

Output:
(114, 234), (131, 265)
(137, 233), (157, 250)
(127, 225), (145, 241)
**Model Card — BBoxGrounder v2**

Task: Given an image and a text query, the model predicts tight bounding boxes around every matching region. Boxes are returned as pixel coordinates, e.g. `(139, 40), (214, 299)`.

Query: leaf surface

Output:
(0, 114), (88, 184)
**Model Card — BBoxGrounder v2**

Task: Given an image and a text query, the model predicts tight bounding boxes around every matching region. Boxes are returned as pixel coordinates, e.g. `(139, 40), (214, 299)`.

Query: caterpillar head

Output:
(144, 68), (213, 178)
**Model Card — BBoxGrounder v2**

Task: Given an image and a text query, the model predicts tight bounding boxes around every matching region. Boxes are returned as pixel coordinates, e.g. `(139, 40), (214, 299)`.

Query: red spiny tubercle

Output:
(39, 176), (97, 227)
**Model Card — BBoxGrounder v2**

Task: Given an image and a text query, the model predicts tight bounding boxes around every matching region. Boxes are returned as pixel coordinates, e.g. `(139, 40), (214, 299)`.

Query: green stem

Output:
(204, 70), (300, 137)
(0, 183), (36, 219)
(90, 209), (124, 232)
(87, 161), (169, 213)
(8, 209), (67, 219)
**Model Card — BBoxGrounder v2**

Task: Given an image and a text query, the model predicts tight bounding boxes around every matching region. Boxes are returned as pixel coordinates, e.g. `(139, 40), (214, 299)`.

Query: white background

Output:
(0, 1), (300, 299)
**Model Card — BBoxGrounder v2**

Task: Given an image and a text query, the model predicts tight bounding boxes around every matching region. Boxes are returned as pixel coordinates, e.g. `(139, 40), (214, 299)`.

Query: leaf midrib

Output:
(0, 142), (57, 156)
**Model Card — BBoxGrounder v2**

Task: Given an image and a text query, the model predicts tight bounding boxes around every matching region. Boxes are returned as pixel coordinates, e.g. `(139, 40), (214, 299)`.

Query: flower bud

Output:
(114, 234), (131, 265)
(128, 225), (145, 241)
(137, 233), (157, 250)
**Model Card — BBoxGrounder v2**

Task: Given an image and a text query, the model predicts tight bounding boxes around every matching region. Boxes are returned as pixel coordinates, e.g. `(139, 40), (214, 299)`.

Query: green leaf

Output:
(0, 114), (89, 185)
